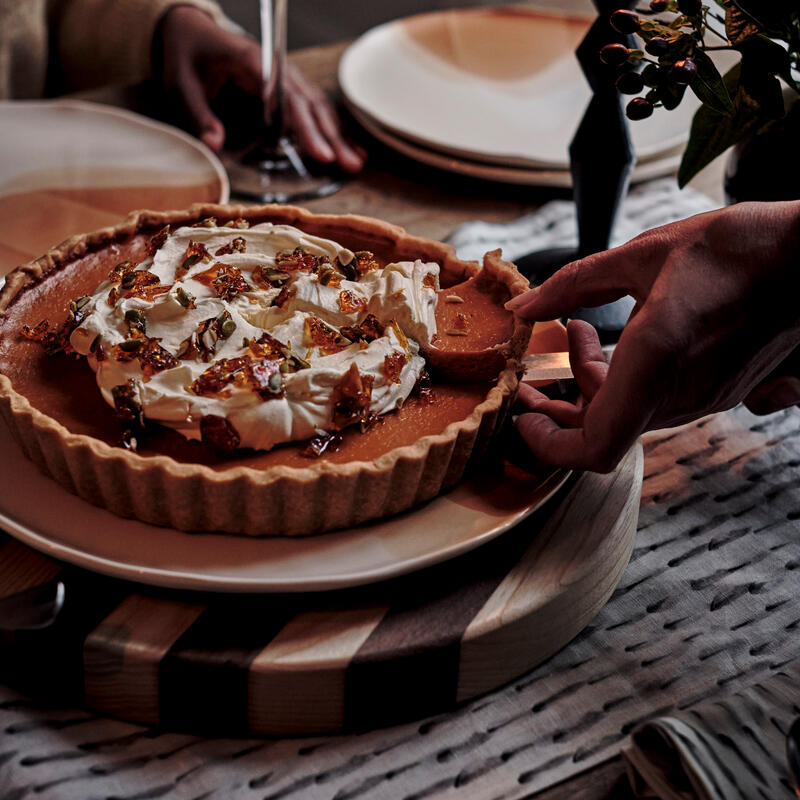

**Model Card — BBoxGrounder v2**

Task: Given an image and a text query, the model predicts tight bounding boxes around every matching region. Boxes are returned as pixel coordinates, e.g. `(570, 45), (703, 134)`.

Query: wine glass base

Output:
(224, 138), (343, 204)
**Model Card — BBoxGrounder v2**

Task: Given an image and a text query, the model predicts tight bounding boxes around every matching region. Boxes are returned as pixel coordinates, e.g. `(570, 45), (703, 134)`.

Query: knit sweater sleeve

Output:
(50, 0), (226, 93)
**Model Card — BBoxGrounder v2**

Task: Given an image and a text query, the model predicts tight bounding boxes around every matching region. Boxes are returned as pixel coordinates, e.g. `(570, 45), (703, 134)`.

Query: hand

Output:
(154, 5), (365, 172)
(507, 200), (800, 472)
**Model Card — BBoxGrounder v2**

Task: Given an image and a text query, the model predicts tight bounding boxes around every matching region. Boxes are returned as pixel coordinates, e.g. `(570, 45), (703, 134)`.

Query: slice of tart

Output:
(0, 204), (532, 536)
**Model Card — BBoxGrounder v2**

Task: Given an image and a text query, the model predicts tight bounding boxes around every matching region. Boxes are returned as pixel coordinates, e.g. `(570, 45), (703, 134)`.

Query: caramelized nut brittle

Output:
(317, 266), (342, 287)
(248, 331), (286, 359)
(177, 241), (212, 276)
(200, 414), (241, 452)
(382, 351), (407, 384)
(112, 332), (178, 376)
(252, 265), (291, 289)
(191, 356), (250, 396)
(146, 225), (170, 256)
(108, 260), (137, 283)
(302, 430), (343, 458)
(332, 363), (374, 429)
(225, 217), (250, 229)
(193, 217), (217, 228)
(271, 283), (295, 308)
(111, 379), (144, 427)
(275, 246), (320, 272)
(339, 313), (384, 343)
(193, 263), (251, 301)
(353, 250), (380, 278)
(246, 358), (284, 400)
(214, 237), (247, 256)
(338, 289), (367, 315)
(304, 316), (350, 356)
(412, 368), (435, 405)
(422, 272), (437, 290)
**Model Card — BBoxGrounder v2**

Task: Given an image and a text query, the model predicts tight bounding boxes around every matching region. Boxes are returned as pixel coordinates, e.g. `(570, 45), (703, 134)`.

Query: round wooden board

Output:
(0, 445), (642, 735)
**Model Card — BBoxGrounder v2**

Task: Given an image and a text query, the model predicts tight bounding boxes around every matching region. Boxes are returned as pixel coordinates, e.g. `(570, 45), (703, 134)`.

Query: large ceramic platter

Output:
(339, 7), (700, 170)
(0, 421), (569, 593)
(350, 104), (682, 187)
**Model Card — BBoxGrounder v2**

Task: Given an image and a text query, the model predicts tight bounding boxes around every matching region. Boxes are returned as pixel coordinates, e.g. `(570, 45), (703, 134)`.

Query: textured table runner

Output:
(4, 183), (800, 799)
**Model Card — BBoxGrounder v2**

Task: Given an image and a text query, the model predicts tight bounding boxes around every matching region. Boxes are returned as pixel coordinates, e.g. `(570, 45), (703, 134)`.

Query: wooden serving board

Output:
(0, 445), (642, 735)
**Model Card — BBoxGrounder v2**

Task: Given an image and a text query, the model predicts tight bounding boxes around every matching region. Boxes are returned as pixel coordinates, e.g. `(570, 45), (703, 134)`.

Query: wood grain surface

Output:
(0, 445), (642, 736)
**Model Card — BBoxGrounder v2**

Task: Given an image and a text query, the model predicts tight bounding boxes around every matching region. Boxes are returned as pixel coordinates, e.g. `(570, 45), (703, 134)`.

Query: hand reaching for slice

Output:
(508, 200), (800, 472)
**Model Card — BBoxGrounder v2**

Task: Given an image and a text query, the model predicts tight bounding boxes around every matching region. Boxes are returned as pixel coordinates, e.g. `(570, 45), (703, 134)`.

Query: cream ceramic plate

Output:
(0, 421), (569, 593)
(351, 105), (682, 187)
(339, 7), (700, 169)
(0, 99), (228, 279)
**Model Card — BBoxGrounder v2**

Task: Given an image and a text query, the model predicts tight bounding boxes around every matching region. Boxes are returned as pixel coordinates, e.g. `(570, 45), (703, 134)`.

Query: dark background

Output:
(218, 0), (576, 49)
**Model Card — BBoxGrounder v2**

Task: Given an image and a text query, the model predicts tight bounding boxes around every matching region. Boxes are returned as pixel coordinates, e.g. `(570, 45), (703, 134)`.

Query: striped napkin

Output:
(624, 665), (799, 799)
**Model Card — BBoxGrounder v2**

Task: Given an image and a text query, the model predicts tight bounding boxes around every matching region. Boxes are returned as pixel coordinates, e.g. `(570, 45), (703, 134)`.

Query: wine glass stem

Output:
(260, 0), (288, 145)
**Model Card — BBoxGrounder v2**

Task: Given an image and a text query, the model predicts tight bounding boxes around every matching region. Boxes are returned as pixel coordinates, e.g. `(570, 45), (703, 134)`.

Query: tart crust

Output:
(0, 204), (531, 536)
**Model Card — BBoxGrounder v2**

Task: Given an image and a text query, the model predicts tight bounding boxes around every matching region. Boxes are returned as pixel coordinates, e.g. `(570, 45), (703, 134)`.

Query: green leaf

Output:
(678, 63), (766, 186)
(627, 49), (645, 62)
(690, 50), (734, 114)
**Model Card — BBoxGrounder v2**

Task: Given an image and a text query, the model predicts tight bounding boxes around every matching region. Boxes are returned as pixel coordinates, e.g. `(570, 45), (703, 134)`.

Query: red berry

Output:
(610, 9), (639, 34)
(600, 43), (630, 66)
(645, 36), (669, 56)
(670, 58), (697, 84)
(616, 71), (645, 94)
(626, 98), (654, 120)
(649, 0), (668, 10)
(677, 0), (701, 14)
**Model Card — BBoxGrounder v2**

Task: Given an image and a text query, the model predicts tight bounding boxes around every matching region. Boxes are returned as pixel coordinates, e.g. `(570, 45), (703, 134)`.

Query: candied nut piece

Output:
(177, 241), (212, 276)
(252, 265), (292, 289)
(338, 289), (367, 315)
(422, 273), (437, 290)
(215, 237), (247, 256)
(191, 356), (250, 396)
(275, 246), (319, 272)
(382, 351), (407, 384)
(332, 363), (374, 429)
(412, 368), (435, 405)
(200, 414), (241, 452)
(271, 283), (295, 308)
(246, 358), (284, 400)
(111, 334), (178, 376)
(302, 430), (343, 458)
(339, 313), (385, 344)
(304, 316), (350, 356)
(146, 225), (170, 256)
(193, 262), (251, 301)
(352, 250), (380, 278)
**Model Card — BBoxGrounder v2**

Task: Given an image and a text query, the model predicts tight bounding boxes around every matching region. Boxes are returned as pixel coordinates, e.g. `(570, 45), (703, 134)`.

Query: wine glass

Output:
(224, 0), (342, 203)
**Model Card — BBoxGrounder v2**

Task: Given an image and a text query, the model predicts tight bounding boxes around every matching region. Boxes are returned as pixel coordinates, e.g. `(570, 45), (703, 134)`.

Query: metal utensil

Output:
(0, 579), (65, 632)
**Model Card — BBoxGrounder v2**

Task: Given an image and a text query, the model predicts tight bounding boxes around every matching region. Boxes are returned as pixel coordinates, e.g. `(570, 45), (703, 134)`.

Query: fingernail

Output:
(505, 288), (537, 311)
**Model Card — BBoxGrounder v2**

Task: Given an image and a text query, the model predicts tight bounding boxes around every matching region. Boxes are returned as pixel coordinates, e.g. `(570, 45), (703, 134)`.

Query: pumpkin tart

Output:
(0, 204), (531, 536)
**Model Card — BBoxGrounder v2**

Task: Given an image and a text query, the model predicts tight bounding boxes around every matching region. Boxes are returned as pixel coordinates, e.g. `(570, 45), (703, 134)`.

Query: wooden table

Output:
(0, 35), (733, 800)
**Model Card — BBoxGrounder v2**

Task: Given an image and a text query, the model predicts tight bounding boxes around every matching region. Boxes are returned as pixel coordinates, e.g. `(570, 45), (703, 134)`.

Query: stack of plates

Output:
(339, 7), (696, 187)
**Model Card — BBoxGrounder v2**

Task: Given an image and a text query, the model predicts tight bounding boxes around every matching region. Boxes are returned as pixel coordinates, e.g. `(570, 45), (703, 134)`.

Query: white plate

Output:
(0, 421), (569, 593)
(339, 7), (699, 170)
(350, 104), (682, 187)
(0, 100), (229, 279)
(0, 99), (229, 199)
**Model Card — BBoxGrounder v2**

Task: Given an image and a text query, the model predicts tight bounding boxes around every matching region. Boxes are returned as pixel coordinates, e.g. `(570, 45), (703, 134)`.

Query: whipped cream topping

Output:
(69, 221), (439, 451)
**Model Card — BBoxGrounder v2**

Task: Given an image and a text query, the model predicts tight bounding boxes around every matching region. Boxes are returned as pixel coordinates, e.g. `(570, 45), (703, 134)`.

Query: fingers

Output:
(743, 376), (800, 415)
(516, 383), (585, 428)
(286, 64), (366, 173)
(175, 67), (225, 151)
(505, 229), (669, 321)
(567, 319), (608, 401)
(286, 91), (336, 162)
